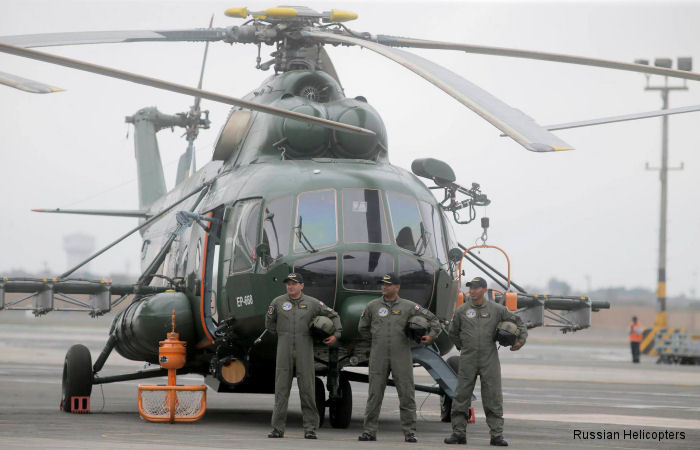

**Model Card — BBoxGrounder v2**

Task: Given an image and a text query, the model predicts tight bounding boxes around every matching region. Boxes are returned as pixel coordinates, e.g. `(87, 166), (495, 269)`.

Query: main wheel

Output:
(315, 377), (326, 428)
(61, 344), (93, 412)
(440, 355), (461, 422)
(329, 373), (352, 428)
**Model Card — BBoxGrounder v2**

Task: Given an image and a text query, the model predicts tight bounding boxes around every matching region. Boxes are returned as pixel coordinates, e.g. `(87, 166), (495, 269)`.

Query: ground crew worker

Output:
(357, 272), (441, 443)
(265, 272), (342, 439)
(444, 277), (527, 446)
(629, 316), (642, 363)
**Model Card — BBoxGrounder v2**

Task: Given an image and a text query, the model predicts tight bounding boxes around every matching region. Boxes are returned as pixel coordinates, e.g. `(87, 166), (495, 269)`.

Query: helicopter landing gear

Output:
(60, 344), (93, 413)
(328, 373), (352, 428)
(440, 355), (460, 422)
(315, 376), (326, 427)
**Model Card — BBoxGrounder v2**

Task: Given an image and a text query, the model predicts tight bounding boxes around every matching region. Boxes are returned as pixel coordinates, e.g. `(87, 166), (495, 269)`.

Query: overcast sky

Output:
(1, 0), (699, 297)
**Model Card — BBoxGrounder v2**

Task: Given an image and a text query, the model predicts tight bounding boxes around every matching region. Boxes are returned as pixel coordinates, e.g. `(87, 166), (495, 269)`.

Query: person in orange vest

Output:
(629, 316), (642, 363)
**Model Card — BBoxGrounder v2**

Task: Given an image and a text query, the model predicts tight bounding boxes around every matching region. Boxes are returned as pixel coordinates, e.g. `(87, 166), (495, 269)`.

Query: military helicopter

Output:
(3, 4), (698, 424)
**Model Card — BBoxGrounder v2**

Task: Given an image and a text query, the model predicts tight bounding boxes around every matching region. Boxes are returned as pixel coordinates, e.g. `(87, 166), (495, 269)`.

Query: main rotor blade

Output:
(541, 104), (700, 131)
(304, 30), (572, 152)
(375, 35), (700, 82)
(0, 29), (228, 48)
(0, 70), (63, 93)
(0, 43), (375, 137)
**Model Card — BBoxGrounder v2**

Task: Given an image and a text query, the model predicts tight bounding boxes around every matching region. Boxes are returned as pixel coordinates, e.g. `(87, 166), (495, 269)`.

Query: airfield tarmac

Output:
(1, 312), (699, 449)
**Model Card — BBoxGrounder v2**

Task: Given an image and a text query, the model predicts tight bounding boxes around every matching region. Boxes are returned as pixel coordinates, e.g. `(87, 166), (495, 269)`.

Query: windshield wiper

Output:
(414, 222), (430, 257)
(295, 217), (317, 253)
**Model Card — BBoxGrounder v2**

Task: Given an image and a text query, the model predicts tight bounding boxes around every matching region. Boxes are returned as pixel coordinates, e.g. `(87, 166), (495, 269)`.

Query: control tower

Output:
(63, 233), (96, 276)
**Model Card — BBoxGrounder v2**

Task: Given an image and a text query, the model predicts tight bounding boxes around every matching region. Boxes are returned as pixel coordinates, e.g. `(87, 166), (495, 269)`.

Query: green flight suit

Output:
(358, 296), (441, 437)
(265, 293), (342, 432)
(448, 298), (527, 439)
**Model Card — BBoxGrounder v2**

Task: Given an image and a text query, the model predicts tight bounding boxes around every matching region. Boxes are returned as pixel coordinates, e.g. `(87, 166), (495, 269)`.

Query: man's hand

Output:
(323, 335), (337, 345)
(420, 335), (433, 345)
(510, 341), (523, 351)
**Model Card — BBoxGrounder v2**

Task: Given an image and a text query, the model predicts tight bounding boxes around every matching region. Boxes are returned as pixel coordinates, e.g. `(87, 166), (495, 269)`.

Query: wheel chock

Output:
(467, 406), (475, 424)
(70, 396), (90, 413)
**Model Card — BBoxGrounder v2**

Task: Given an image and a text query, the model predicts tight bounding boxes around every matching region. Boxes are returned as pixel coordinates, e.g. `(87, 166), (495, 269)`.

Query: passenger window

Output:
(386, 191), (431, 256)
(294, 189), (337, 252)
(261, 196), (293, 260)
(342, 251), (394, 291)
(342, 188), (389, 244)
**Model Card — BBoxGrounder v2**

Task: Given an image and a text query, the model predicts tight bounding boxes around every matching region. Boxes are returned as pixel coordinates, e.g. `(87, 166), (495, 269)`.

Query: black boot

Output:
(444, 433), (467, 445)
(358, 432), (376, 441)
(304, 431), (317, 439)
(404, 433), (417, 443)
(267, 429), (284, 438)
(490, 436), (509, 446)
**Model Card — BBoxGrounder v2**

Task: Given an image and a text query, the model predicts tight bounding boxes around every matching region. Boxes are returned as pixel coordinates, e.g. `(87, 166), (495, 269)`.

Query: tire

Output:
(329, 373), (352, 428)
(315, 377), (326, 428)
(440, 355), (461, 422)
(61, 344), (93, 412)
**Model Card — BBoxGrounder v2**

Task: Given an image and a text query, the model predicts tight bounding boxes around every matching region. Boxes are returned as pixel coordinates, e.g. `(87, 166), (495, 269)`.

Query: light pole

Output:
(635, 57), (691, 328)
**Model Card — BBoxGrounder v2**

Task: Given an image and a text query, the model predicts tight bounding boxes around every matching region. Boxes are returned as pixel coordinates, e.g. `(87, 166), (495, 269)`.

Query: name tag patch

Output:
(299, 304), (308, 309)
(480, 312), (490, 318)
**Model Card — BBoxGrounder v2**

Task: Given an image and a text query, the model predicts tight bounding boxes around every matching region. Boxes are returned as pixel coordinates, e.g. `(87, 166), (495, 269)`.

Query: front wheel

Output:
(328, 373), (352, 428)
(315, 377), (326, 428)
(61, 344), (93, 412)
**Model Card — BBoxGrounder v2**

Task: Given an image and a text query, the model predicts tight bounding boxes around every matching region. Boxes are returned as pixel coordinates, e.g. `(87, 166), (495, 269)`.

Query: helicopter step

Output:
(410, 344), (458, 398)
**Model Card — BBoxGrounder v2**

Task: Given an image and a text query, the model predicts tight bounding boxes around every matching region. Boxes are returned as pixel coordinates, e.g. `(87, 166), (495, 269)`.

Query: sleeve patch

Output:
(415, 305), (420, 310)
(319, 301), (325, 306)
(267, 306), (274, 314)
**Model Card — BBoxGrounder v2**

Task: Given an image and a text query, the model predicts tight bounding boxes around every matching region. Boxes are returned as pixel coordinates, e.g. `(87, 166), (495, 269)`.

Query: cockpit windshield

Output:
(342, 188), (389, 244)
(294, 189), (337, 252)
(386, 191), (431, 256)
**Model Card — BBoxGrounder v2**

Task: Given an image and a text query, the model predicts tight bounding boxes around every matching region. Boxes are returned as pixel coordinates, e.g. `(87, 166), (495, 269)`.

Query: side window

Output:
(261, 196), (293, 260)
(231, 200), (262, 273)
(294, 189), (337, 252)
(222, 199), (262, 275)
(342, 188), (389, 244)
(386, 191), (431, 256)
(420, 201), (448, 265)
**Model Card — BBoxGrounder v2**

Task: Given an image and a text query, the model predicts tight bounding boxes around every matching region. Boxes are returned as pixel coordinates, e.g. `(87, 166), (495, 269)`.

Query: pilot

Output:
(265, 272), (342, 439)
(357, 272), (441, 443)
(444, 277), (527, 446)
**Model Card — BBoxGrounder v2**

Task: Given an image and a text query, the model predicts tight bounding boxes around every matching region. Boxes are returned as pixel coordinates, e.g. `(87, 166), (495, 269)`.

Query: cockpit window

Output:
(294, 189), (337, 252)
(419, 201), (448, 265)
(261, 196), (293, 260)
(342, 189), (389, 244)
(386, 191), (431, 256)
(398, 254), (435, 307)
(342, 251), (394, 291)
(293, 253), (337, 307)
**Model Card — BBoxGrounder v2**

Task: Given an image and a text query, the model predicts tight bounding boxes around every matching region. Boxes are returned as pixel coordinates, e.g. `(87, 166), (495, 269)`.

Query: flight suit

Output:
(266, 293), (342, 433)
(448, 297), (527, 439)
(358, 296), (441, 436)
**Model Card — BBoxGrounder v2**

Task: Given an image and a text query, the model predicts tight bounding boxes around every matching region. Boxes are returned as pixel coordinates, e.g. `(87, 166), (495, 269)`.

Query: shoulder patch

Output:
(414, 305), (420, 310)
(319, 301), (324, 306)
(267, 305), (274, 315)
